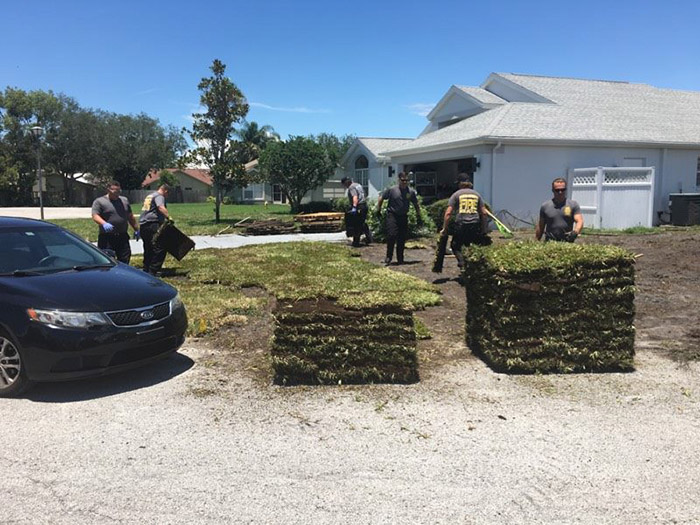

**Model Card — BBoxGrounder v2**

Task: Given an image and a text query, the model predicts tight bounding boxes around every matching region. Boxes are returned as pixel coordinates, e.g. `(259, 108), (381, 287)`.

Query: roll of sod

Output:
(463, 242), (636, 373)
(272, 299), (418, 385)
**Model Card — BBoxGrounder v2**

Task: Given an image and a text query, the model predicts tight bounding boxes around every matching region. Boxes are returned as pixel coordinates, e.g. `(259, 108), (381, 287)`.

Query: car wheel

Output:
(0, 329), (32, 398)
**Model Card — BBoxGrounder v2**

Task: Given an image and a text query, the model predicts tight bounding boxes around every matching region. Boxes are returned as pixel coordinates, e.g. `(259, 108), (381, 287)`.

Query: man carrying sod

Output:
(440, 173), (490, 271)
(341, 176), (372, 247)
(535, 177), (584, 242)
(376, 172), (422, 265)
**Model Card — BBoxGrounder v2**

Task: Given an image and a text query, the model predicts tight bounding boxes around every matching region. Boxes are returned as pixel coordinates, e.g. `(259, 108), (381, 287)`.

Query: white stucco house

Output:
(337, 73), (700, 228)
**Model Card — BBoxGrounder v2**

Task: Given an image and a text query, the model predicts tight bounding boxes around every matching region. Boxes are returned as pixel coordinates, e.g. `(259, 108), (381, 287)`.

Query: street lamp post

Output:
(30, 125), (44, 220)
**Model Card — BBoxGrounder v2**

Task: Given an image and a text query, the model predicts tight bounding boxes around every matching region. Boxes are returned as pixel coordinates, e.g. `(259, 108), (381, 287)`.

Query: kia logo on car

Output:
(140, 310), (155, 320)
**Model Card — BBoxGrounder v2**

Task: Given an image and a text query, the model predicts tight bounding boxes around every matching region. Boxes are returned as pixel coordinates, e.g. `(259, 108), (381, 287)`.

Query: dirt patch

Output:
(192, 229), (699, 388)
(354, 229), (700, 369)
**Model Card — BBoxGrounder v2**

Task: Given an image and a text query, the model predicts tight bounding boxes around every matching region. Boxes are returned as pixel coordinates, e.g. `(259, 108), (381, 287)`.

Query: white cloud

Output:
(250, 102), (331, 114)
(406, 103), (435, 117)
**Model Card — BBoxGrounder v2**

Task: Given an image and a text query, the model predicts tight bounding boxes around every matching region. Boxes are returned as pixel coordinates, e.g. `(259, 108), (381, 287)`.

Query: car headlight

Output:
(170, 293), (184, 313)
(27, 308), (111, 329)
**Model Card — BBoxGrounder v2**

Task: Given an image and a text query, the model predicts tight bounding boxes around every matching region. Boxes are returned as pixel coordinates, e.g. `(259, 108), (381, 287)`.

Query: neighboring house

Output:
(338, 73), (700, 227)
(33, 173), (98, 206)
(142, 168), (213, 202)
(228, 160), (290, 204)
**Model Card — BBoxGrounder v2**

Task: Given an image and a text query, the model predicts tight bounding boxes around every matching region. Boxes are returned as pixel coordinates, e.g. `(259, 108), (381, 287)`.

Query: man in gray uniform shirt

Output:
(441, 174), (489, 270)
(376, 172), (422, 265)
(536, 177), (584, 242)
(139, 183), (171, 275)
(341, 176), (371, 247)
(91, 180), (139, 263)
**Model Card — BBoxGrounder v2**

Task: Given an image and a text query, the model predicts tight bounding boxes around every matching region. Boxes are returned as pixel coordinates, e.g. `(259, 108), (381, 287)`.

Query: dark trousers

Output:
(140, 222), (167, 275)
(385, 212), (408, 262)
(97, 231), (132, 264)
(451, 222), (491, 268)
(351, 205), (369, 246)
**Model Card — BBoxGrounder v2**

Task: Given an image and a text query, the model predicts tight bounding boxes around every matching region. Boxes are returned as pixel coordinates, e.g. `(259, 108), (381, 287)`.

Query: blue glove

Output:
(133, 230), (141, 241)
(350, 207), (357, 214)
(102, 223), (114, 233)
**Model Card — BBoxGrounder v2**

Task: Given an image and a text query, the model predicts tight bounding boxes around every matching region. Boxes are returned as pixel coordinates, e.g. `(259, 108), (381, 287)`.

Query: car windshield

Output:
(0, 226), (115, 275)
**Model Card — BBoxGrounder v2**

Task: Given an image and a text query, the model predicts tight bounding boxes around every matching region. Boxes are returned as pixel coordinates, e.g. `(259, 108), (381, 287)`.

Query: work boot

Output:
(384, 257), (391, 266)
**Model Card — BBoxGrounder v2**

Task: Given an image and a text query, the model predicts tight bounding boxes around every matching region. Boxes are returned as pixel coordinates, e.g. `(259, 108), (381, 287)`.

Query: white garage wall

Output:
(491, 145), (666, 224)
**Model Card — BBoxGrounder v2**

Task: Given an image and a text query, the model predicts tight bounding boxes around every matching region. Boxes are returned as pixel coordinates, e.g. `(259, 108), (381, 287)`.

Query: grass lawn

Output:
(140, 242), (441, 337)
(51, 202), (294, 241)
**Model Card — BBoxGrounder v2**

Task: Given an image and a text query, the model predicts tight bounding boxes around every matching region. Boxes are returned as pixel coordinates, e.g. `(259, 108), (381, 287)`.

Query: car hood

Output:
(0, 264), (177, 311)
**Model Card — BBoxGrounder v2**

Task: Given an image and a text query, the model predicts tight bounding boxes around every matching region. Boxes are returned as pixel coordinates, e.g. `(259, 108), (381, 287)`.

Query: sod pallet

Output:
(272, 299), (418, 385)
(463, 242), (636, 373)
(244, 219), (297, 235)
(294, 212), (344, 233)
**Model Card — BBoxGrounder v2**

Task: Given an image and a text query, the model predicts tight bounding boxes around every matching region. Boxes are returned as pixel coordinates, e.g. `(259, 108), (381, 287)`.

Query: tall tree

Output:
(0, 87), (65, 204)
(234, 120), (280, 163)
(186, 59), (250, 222)
(312, 132), (356, 168)
(97, 113), (186, 190)
(258, 136), (334, 213)
(48, 105), (103, 202)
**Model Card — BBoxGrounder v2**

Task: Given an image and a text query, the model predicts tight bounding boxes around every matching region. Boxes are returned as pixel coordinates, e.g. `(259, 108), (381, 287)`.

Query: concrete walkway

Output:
(0, 207), (349, 253)
(1, 207), (93, 219)
(129, 231), (347, 255)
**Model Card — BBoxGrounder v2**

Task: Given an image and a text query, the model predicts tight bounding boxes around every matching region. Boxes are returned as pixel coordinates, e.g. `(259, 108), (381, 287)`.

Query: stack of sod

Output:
(463, 242), (635, 373)
(272, 300), (418, 385)
(171, 242), (440, 385)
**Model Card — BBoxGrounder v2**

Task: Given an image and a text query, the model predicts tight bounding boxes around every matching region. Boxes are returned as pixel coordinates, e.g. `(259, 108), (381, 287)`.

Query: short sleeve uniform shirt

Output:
(347, 182), (366, 207)
(539, 198), (581, 241)
(92, 196), (132, 234)
(381, 186), (418, 215)
(447, 188), (483, 225)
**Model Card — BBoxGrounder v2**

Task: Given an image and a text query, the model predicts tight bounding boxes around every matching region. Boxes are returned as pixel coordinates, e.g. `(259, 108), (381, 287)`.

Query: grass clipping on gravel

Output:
(168, 242), (440, 384)
(463, 241), (636, 374)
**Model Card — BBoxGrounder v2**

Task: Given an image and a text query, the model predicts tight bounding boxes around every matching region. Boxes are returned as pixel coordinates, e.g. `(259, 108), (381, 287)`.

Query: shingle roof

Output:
(454, 86), (507, 105)
(384, 73), (700, 156)
(357, 137), (413, 158)
(142, 168), (212, 187)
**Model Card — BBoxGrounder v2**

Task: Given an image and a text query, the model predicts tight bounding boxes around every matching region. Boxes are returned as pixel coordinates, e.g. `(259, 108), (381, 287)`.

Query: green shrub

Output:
(297, 201), (336, 213)
(205, 195), (216, 204)
(329, 197), (348, 213)
(222, 196), (233, 205)
(425, 199), (449, 231)
(367, 197), (435, 242)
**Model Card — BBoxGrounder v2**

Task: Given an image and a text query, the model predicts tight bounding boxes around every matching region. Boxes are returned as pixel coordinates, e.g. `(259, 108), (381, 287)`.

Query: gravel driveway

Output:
(2, 340), (698, 524)
(2, 231), (699, 524)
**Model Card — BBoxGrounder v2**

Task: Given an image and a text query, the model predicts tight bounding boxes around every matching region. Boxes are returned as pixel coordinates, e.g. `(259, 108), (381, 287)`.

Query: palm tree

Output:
(235, 121), (280, 163)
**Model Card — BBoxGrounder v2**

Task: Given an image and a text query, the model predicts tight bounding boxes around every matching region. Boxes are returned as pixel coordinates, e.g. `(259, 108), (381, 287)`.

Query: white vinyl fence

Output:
(570, 167), (655, 229)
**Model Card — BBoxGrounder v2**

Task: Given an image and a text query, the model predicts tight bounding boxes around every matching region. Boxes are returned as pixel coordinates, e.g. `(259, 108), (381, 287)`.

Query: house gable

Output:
(425, 85), (508, 134)
(481, 73), (555, 104)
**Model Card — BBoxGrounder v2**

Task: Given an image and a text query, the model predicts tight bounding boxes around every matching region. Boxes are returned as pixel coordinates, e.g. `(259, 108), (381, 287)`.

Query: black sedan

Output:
(0, 217), (187, 397)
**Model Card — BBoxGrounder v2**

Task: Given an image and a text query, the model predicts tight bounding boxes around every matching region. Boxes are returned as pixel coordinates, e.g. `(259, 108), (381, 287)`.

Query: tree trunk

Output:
(214, 182), (221, 223)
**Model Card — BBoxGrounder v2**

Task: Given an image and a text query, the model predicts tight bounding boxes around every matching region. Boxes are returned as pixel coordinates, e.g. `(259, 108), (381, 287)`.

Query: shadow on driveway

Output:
(25, 352), (195, 403)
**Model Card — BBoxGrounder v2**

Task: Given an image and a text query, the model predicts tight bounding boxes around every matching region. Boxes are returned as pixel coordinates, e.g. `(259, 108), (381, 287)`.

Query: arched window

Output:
(354, 156), (368, 170)
(354, 156), (369, 196)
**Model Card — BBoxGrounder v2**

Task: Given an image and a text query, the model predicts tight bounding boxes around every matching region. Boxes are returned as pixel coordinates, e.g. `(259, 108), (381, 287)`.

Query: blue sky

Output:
(3, 0), (700, 140)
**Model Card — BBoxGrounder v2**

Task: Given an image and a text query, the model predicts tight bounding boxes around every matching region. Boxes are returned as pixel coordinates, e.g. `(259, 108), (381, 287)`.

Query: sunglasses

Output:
(553, 188), (567, 193)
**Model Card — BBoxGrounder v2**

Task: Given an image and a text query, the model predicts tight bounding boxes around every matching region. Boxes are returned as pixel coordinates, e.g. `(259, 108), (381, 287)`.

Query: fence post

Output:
(648, 167), (656, 227)
(596, 166), (604, 228)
